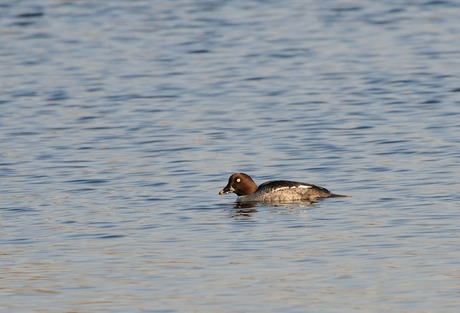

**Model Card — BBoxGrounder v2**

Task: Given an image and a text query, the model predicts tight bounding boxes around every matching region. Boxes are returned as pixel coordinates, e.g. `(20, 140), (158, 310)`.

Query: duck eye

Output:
(236, 178), (241, 183)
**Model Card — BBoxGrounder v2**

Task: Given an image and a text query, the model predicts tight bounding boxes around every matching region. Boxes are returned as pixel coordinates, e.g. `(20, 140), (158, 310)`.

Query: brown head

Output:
(218, 173), (258, 196)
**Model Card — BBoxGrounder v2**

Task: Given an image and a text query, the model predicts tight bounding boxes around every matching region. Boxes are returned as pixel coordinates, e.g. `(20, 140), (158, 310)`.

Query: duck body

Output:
(219, 173), (345, 203)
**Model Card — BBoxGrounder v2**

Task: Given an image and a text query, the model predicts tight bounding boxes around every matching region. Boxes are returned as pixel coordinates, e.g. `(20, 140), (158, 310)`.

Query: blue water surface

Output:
(1, 1), (460, 312)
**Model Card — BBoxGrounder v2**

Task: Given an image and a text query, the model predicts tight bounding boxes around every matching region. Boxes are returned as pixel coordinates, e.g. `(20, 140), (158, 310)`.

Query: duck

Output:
(219, 173), (346, 203)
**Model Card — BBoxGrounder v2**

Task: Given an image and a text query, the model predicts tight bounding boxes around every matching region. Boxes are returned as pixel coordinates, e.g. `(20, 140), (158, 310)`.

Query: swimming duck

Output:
(219, 173), (346, 203)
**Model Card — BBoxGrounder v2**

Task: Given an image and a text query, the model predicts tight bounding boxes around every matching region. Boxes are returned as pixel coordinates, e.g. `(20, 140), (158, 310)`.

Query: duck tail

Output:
(329, 193), (348, 198)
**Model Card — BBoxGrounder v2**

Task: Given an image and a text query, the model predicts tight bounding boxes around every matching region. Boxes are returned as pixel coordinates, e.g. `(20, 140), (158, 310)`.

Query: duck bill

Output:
(219, 185), (234, 195)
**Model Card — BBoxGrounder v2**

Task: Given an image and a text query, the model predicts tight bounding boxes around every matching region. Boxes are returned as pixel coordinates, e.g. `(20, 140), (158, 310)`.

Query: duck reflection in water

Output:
(232, 201), (258, 216)
(229, 200), (317, 218)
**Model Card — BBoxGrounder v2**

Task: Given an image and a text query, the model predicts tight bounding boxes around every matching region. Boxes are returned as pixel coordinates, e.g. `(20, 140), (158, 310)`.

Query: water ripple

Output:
(1, 0), (460, 312)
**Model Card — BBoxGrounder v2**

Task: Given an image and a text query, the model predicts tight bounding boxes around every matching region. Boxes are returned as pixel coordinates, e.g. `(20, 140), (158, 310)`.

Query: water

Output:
(1, 0), (460, 312)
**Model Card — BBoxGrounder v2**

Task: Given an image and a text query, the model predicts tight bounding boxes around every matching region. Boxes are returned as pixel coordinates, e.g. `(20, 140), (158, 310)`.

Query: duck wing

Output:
(257, 180), (331, 194)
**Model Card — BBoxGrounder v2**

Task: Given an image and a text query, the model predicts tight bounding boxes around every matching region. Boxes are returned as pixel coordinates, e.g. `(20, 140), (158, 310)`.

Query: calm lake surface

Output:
(1, 0), (460, 312)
